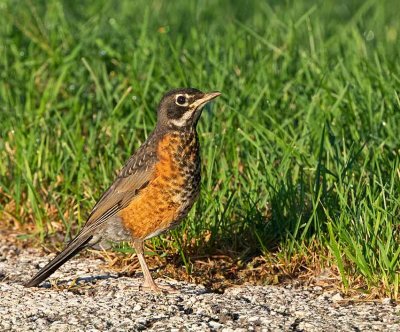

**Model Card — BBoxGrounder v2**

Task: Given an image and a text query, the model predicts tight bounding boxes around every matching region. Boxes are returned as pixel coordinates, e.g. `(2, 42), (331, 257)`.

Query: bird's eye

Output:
(176, 95), (187, 105)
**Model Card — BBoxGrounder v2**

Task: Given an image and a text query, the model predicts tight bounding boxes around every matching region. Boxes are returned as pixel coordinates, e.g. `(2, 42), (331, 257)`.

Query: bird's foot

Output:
(138, 281), (178, 294)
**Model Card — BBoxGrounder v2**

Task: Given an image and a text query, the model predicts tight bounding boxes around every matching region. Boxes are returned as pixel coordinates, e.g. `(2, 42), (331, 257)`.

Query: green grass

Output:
(1, 0), (400, 297)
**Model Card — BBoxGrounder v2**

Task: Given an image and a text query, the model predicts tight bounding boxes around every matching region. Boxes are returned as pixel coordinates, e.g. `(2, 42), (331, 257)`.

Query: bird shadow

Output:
(34, 273), (119, 289)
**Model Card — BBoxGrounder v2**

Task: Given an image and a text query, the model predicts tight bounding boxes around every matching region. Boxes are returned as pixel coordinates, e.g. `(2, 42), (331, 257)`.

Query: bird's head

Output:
(156, 88), (221, 129)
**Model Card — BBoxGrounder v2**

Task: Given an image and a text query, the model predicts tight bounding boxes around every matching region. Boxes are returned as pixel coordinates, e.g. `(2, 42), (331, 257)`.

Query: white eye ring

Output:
(175, 94), (189, 106)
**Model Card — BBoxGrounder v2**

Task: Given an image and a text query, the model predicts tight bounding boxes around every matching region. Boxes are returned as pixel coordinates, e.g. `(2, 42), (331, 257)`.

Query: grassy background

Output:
(1, 0), (400, 297)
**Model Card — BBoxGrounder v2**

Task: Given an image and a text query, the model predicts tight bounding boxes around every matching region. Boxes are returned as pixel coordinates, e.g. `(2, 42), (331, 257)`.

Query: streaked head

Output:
(156, 88), (221, 129)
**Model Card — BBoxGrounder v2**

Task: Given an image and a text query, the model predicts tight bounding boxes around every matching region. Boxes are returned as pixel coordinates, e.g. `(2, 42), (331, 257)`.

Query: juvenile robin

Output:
(25, 88), (221, 292)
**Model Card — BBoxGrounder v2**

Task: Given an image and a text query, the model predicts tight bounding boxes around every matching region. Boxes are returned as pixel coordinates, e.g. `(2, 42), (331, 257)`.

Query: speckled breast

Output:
(118, 130), (201, 240)
(169, 130), (201, 219)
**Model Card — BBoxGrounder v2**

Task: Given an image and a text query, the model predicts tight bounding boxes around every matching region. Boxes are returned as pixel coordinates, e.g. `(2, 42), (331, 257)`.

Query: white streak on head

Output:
(170, 107), (199, 127)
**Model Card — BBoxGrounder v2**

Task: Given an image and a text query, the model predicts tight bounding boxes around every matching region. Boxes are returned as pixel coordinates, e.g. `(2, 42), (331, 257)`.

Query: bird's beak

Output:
(192, 91), (221, 109)
(202, 91), (221, 104)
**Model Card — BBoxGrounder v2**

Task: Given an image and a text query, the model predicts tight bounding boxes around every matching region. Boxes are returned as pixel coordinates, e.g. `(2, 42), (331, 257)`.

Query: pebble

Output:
(332, 292), (344, 302)
(382, 298), (392, 305)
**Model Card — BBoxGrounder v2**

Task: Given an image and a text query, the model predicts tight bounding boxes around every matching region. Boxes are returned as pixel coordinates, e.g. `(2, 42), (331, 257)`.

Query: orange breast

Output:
(117, 133), (188, 240)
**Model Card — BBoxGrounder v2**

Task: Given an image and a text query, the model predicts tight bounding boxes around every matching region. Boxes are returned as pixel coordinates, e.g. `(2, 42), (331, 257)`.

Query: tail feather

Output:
(25, 235), (93, 287)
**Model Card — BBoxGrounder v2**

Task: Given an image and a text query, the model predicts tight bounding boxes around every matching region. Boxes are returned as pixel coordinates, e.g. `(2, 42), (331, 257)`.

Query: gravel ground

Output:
(0, 238), (399, 331)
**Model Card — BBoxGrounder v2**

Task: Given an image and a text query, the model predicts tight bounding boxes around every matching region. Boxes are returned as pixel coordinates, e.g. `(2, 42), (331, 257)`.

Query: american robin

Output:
(25, 88), (221, 292)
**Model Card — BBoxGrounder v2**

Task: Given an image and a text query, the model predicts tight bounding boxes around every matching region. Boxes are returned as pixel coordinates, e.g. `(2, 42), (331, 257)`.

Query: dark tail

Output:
(25, 235), (93, 287)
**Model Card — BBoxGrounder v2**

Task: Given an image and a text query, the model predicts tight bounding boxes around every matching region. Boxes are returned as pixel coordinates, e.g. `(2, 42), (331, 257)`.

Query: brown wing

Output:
(24, 136), (159, 288)
(78, 135), (158, 236)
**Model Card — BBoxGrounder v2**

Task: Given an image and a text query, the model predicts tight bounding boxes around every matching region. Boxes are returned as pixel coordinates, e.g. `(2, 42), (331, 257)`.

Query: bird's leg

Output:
(133, 240), (158, 291)
(133, 240), (176, 293)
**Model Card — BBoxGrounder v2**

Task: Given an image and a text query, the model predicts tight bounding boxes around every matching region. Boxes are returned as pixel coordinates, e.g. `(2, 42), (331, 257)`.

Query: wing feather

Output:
(81, 135), (157, 234)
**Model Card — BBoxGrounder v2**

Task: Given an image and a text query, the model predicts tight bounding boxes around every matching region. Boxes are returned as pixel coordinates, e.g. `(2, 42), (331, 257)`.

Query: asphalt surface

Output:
(0, 238), (399, 331)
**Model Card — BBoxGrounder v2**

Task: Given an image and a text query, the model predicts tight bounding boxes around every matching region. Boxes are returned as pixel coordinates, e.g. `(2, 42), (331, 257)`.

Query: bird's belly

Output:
(117, 173), (200, 240)
(118, 131), (201, 240)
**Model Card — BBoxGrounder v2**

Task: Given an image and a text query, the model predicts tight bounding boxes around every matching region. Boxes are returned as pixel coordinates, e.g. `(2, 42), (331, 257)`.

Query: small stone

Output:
(382, 298), (392, 305)
(294, 311), (306, 318)
(317, 293), (328, 301)
(331, 293), (343, 302)
(209, 320), (223, 329)
(133, 304), (142, 311)
(248, 316), (260, 323)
